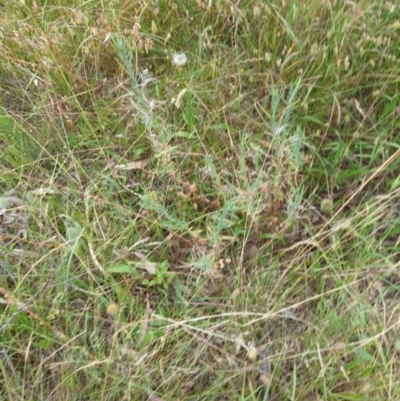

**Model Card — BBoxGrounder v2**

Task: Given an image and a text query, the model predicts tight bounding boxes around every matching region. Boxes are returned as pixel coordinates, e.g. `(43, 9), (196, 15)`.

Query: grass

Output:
(0, 0), (399, 400)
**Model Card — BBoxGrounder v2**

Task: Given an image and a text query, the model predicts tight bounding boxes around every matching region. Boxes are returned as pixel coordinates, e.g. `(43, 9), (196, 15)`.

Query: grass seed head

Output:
(106, 303), (120, 316)
(321, 198), (334, 216)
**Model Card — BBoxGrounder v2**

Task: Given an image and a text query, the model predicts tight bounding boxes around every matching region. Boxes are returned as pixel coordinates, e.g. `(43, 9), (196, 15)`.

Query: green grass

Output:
(0, 0), (399, 400)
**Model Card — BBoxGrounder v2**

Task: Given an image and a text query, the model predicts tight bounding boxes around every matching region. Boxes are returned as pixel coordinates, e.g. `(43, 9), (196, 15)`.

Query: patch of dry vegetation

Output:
(1, 0), (399, 400)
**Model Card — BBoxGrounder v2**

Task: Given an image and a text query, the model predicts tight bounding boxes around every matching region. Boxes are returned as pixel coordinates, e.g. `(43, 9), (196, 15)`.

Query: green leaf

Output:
(381, 93), (400, 118)
(360, 366), (374, 377)
(107, 264), (140, 277)
(174, 277), (188, 305)
(0, 197), (8, 208)
(356, 347), (375, 362)
(37, 338), (51, 349)
(66, 222), (84, 241)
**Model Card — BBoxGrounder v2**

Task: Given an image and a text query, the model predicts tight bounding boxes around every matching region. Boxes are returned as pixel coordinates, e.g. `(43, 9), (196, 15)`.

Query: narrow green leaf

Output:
(107, 264), (140, 276)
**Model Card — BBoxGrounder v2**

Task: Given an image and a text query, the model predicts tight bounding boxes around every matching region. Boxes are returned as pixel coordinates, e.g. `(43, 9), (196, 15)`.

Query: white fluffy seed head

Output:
(172, 52), (188, 66)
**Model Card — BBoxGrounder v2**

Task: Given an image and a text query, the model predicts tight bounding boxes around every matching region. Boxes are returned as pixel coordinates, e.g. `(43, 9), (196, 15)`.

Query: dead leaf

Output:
(134, 251), (156, 274)
(147, 393), (166, 401)
(29, 188), (56, 196)
(235, 335), (245, 354)
(260, 373), (272, 387)
(140, 295), (151, 344)
(119, 346), (139, 359)
(283, 310), (297, 319)
(11, 249), (38, 258)
(88, 242), (104, 273)
(0, 196), (25, 207)
(332, 342), (346, 351)
(281, 309), (306, 322)
(116, 159), (149, 170)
